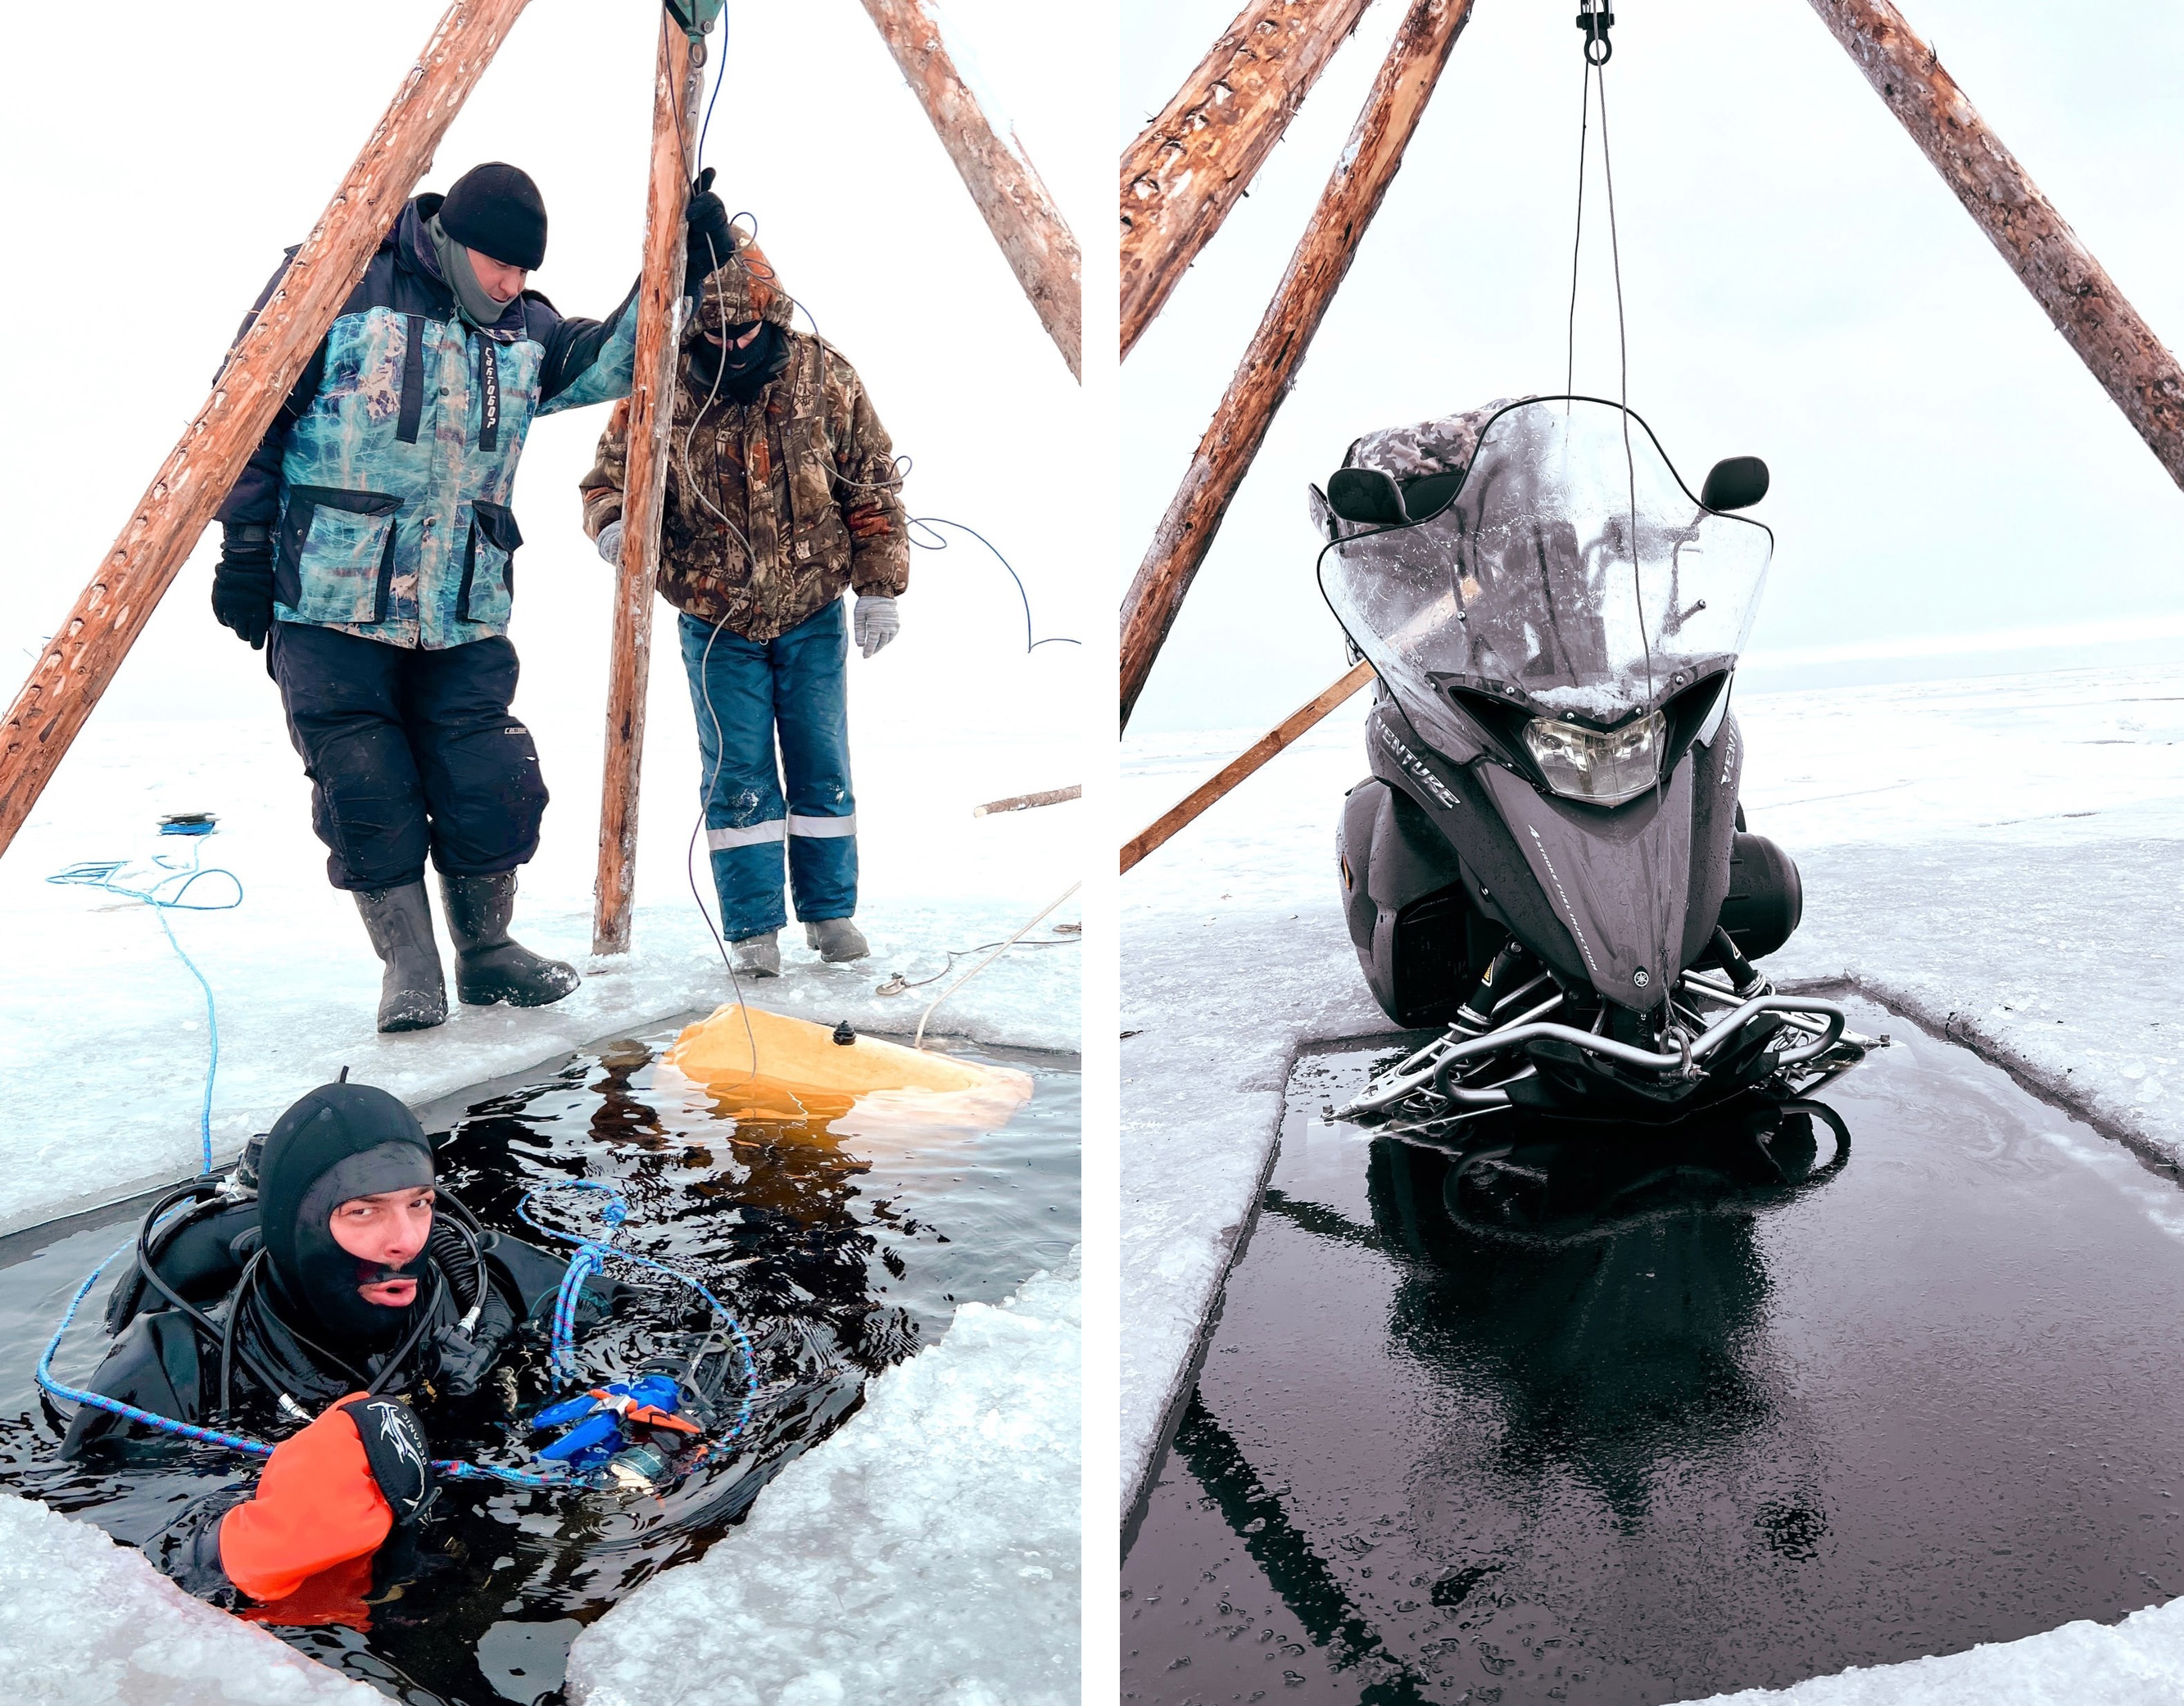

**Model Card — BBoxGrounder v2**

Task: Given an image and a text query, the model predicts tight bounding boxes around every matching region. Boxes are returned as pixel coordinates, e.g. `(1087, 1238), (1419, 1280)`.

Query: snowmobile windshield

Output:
(1318, 397), (1772, 744)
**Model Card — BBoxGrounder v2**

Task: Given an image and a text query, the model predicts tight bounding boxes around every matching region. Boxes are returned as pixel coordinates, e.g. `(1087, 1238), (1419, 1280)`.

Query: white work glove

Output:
(596, 518), (624, 566)
(853, 595), (900, 658)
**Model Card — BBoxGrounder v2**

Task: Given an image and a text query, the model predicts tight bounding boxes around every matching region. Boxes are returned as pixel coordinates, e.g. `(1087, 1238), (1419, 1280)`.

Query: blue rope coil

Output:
(515, 1180), (760, 1446)
(48, 839), (241, 1176)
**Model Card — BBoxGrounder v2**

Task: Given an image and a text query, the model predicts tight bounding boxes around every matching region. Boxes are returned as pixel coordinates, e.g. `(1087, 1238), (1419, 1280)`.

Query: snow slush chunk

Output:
(1670, 1595), (2184, 1704)
(565, 1255), (1081, 1706)
(0, 1491), (379, 1704)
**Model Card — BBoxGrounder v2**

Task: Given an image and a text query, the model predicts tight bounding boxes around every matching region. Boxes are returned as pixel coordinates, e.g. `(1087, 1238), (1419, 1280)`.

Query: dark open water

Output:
(1123, 998), (2184, 1704)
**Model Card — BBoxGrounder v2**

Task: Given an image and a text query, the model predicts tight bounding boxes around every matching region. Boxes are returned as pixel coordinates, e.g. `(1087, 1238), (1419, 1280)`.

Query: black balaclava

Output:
(692, 319), (791, 405)
(259, 1083), (437, 1352)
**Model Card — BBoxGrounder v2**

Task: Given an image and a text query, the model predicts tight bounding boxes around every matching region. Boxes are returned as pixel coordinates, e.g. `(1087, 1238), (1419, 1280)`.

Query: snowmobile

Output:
(1315, 396), (1872, 1124)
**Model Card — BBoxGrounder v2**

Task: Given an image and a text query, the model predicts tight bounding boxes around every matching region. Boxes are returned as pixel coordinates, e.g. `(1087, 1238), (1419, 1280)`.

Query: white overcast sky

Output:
(1121, 0), (2184, 731)
(0, 0), (1099, 756)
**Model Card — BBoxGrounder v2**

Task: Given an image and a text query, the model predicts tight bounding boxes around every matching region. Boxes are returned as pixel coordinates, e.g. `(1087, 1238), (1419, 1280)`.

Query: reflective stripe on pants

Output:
(680, 601), (858, 940)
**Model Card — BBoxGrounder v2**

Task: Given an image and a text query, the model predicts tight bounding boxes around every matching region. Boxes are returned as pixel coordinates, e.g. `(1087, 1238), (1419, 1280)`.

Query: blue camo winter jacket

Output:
(217, 194), (638, 649)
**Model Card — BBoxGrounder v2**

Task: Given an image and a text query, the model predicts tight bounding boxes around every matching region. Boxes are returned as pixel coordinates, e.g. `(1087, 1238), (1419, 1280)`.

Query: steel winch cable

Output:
(1562, 0), (1670, 991)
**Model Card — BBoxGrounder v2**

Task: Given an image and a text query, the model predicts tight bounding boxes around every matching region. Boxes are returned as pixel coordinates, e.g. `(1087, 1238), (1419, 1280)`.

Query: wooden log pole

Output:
(591, 16), (704, 957)
(1121, 0), (1376, 360)
(858, 0), (1082, 380)
(0, 0), (533, 863)
(1810, 0), (2184, 488)
(1118, 0), (1476, 731)
(1122, 658), (1371, 872)
(973, 784), (1081, 817)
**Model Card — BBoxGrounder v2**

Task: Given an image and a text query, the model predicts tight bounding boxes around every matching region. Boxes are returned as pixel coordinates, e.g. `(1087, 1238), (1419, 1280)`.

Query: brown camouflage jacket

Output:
(579, 329), (908, 644)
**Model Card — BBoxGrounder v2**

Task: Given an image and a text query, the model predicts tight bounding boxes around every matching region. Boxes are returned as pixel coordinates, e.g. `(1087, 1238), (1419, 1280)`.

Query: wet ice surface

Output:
(1121, 1009), (2184, 1704)
(566, 1257), (1081, 1706)
(0, 1029), (1078, 1705)
(1121, 663), (2184, 1522)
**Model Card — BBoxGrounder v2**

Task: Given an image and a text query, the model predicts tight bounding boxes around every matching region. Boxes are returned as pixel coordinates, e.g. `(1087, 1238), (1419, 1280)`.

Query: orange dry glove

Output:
(218, 1394), (435, 1604)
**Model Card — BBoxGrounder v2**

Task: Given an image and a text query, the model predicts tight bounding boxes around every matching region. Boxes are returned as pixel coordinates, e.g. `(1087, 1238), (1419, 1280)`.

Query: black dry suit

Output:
(61, 1083), (573, 1459)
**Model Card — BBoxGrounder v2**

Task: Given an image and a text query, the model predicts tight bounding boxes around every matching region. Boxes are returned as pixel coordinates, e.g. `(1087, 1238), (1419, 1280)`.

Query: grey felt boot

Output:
(438, 871), (581, 1007)
(804, 919), (869, 963)
(354, 882), (449, 1034)
(732, 931), (782, 978)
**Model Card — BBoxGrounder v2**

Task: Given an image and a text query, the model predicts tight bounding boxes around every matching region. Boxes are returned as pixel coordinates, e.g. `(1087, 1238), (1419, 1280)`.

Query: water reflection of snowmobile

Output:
(1363, 1098), (1846, 1518)
(1316, 396), (1874, 1123)
(1390, 1096), (1850, 1250)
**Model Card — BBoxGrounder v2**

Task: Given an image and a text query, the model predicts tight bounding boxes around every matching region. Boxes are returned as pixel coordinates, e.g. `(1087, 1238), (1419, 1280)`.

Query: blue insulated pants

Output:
(678, 602), (857, 941)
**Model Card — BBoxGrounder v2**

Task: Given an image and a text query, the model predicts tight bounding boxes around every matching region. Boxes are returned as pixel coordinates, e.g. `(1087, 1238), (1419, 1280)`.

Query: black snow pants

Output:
(268, 622), (548, 893)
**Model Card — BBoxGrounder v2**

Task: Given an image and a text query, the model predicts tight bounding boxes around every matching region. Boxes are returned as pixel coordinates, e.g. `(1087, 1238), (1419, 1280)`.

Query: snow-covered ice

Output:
(0, 1491), (382, 1704)
(1123, 660), (2184, 1680)
(1667, 1595), (2184, 1704)
(567, 1252), (1081, 1706)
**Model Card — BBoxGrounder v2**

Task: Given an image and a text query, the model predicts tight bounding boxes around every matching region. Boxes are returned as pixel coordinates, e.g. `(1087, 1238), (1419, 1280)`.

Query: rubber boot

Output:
(804, 918), (869, 963)
(732, 931), (781, 978)
(437, 871), (581, 1008)
(354, 883), (449, 1034)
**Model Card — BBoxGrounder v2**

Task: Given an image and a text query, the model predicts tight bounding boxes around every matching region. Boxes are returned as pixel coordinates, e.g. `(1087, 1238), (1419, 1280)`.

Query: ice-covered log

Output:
(1121, 0), (1377, 358)
(0, 0), (535, 864)
(1119, 0), (1479, 731)
(1810, 0), (2184, 492)
(567, 1257), (1081, 1706)
(0, 1494), (379, 1703)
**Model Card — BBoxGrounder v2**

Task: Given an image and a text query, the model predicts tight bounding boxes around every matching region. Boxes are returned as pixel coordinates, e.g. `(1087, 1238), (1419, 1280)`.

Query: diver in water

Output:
(60, 1079), (580, 1612)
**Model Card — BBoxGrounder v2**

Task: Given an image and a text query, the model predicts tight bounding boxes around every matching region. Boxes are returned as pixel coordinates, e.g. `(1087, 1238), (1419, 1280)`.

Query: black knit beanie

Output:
(440, 162), (547, 271)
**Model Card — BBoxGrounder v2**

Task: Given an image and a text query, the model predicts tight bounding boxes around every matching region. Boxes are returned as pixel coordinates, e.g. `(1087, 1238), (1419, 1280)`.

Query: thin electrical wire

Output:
(695, 2), (729, 167)
(914, 881), (1081, 1051)
(881, 931), (1080, 994)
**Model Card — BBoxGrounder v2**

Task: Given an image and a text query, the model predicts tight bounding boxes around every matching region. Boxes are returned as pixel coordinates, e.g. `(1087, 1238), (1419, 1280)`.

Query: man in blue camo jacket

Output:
(212, 164), (734, 1033)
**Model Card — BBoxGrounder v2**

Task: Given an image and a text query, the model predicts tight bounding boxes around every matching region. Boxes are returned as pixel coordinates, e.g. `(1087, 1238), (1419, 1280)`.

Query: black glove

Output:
(212, 523), (276, 650)
(338, 1393), (437, 1527)
(684, 166), (734, 298)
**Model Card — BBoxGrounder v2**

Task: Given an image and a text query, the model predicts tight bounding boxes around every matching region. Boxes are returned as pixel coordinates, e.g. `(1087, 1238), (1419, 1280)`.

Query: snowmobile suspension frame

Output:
(1341, 975), (1855, 1118)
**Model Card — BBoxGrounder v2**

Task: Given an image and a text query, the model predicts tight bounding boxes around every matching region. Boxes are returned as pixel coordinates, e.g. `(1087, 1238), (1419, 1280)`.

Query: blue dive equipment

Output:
(531, 1375), (706, 1488)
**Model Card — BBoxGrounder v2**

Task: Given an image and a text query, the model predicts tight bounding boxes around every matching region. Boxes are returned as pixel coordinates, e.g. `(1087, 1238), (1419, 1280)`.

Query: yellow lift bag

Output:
(663, 1004), (1033, 1129)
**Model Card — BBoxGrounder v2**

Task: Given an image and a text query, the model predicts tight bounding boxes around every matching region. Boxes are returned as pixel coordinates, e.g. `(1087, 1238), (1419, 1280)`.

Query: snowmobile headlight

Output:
(1522, 710), (1665, 807)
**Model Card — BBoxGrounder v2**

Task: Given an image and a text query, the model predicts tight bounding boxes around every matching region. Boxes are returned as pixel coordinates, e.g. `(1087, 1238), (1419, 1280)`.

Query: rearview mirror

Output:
(1325, 467), (1407, 526)
(1701, 455), (1769, 512)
